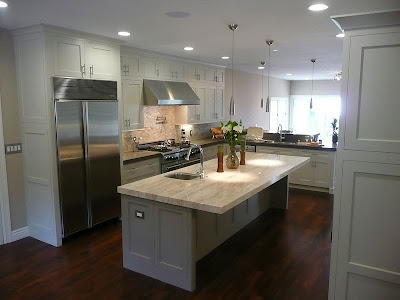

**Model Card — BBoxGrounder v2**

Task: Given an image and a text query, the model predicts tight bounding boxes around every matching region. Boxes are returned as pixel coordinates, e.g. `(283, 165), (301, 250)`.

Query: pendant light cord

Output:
(311, 59), (315, 109)
(267, 44), (270, 101)
(231, 28), (234, 119)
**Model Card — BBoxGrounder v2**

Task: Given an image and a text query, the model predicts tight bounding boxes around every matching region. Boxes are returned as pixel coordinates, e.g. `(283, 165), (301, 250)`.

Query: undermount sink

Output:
(165, 173), (200, 180)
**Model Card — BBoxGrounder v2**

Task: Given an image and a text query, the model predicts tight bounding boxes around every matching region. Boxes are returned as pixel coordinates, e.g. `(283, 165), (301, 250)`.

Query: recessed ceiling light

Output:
(165, 11), (191, 18)
(336, 33), (345, 38)
(286, 73), (293, 76)
(272, 49), (278, 52)
(0, 1), (8, 7)
(308, 4), (328, 11)
(118, 31), (131, 37)
(221, 56), (229, 60)
(184, 46), (194, 51)
(258, 66), (265, 70)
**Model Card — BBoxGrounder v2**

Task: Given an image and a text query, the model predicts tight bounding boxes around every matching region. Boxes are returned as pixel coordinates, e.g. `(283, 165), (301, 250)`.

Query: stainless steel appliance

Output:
(143, 79), (200, 105)
(138, 140), (200, 173)
(53, 77), (121, 237)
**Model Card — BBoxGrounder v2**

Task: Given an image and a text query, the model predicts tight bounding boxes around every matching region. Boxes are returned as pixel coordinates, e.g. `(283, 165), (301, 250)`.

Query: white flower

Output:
(233, 125), (243, 133)
(226, 124), (232, 132)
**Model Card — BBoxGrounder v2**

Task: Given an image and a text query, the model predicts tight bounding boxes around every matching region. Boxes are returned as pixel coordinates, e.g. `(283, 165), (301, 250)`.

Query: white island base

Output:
(118, 153), (309, 291)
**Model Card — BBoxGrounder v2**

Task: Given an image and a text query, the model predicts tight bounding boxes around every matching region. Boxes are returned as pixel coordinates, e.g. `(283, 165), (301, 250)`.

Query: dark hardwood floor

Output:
(0, 189), (333, 300)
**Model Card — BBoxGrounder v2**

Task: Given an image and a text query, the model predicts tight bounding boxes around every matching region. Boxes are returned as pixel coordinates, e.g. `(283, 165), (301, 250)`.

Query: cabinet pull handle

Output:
(157, 69), (159, 77)
(222, 72), (223, 82)
(90, 65), (94, 77)
(171, 71), (174, 78)
(127, 65), (130, 74)
(81, 64), (86, 76)
(124, 119), (127, 128)
(128, 119), (131, 127)
(123, 65), (126, 75)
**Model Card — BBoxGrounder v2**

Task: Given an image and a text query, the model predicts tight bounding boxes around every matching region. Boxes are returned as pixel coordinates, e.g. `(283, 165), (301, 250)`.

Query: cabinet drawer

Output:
(123, 158), (160, 184)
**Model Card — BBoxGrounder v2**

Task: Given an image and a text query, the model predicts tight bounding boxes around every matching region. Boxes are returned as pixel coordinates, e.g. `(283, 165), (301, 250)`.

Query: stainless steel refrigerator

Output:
(53, 77), (121, 237)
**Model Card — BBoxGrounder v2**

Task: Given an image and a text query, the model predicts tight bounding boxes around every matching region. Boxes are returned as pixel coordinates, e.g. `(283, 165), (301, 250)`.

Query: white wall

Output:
(0, 29), (26, 231)
(290, 80), (341, 95)
(224, 69), (291, 131)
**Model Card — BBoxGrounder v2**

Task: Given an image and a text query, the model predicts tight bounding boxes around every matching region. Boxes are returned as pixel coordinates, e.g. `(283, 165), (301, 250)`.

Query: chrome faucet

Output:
(186, 144), (204, 179)
(277, 124), (285, 142)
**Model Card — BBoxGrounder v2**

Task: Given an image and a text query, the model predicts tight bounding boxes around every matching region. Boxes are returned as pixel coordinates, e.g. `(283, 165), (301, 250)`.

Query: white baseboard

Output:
(289, 184), (330, 194)
(11, 226), (29, 242)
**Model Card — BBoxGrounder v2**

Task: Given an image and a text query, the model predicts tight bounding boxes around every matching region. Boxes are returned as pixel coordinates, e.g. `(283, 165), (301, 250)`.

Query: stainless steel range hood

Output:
(143, 79), (200, 105)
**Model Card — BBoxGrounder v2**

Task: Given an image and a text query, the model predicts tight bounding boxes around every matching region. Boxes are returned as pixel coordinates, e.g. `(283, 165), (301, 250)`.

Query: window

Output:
(269, 97), (289, 132)
(290, 95), (341, 142)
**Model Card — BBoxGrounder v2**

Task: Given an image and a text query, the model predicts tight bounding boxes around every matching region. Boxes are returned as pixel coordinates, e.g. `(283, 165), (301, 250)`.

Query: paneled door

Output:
(344, 32), (400, 153)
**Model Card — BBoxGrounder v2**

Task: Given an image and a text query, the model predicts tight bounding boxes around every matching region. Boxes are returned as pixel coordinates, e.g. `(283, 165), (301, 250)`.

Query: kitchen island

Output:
(118, 152), (309, 291)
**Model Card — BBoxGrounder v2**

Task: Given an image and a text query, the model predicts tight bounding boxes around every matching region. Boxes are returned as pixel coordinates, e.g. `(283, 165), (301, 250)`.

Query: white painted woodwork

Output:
(205, 86), (216, 121)
(121, 53), (141, 78)
(14, 33), (47, 124)
(121, 79), (143, 130)
(344, 32), (400, 154)
(52, 36), (85, 78)
(0, 94), (11, 244)
(21, 126), (60, 246)
(170, 61), (186, 81)
(86, 42), (119, 80)
(329, 13), (400, 300)
(12, 25), (121, 246)
(215, 87), (224, 120)
(141, 56), (159, 79)
(122, 157), (160, 184)
(256, 146), (335, 191)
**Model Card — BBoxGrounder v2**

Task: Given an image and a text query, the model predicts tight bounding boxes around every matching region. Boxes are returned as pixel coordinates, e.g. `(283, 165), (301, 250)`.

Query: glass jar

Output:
(226, 147), (240, 169)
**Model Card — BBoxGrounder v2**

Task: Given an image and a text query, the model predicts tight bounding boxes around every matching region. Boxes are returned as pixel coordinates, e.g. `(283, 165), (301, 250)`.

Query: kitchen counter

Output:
(247, 140), (337, 151)
(118, 152), (309, 214)
(122, 150), (161, 163)
(120, 152), (309, 291)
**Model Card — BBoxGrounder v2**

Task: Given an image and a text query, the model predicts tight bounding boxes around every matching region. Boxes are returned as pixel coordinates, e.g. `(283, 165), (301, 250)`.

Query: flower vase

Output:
(226, 147), (240, 169)
(332, 135), (338, 144)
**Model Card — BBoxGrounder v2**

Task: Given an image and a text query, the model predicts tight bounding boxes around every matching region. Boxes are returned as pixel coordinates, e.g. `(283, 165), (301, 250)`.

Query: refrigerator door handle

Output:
(82, 101), (93, 227)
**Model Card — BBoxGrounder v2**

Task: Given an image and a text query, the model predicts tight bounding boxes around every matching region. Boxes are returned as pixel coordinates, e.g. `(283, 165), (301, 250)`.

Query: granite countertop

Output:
(246, 140), (338, 151)
(118, 152), (309, 214)
(123, 151), (161, 163)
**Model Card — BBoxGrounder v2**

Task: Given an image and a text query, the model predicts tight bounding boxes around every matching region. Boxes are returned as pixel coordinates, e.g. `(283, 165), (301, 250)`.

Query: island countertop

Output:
(118, 152), (309, 214)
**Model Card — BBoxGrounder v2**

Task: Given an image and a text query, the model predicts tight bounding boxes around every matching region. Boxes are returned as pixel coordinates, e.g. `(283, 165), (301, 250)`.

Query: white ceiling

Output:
(1, 0), (399, 80)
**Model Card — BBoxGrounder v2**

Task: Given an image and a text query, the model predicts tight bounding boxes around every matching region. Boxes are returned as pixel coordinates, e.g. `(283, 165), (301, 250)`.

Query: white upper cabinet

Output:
(188, 64), (208, 82)
(121, 79), (143, 130)
(121, 53), (141, 78)
(215, 87), (224, 121)
(142, 56), (159, 79)
(205, 86), (216, 121)
(344, 32), (400, 154)
(86, 42), (119, 80)
(170, 61), (186, 81)
(207, 68), (225, 85)
(53, 36), (85, 78)
(51, 35), (119, 80)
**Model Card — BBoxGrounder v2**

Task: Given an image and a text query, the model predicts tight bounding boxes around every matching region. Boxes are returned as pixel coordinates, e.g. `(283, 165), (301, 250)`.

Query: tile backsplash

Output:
(175, 122), (220, 142)
(122, 106), (176, 152)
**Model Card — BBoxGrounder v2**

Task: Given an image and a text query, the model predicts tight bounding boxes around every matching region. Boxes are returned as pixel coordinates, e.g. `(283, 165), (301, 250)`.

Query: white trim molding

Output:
(11, 226), (29, 242)
(0, 94), (12, 244)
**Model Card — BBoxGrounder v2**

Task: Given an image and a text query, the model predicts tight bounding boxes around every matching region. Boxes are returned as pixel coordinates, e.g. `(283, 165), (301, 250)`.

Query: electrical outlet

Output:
(4, 143), (22, 154)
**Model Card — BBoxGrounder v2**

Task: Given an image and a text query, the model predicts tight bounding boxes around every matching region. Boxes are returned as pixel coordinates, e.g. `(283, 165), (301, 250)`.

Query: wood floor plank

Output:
(0, 189), (332, 299)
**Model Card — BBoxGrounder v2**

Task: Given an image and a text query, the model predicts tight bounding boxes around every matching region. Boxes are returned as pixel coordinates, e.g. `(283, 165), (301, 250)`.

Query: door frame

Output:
(0, 94), (12, 244)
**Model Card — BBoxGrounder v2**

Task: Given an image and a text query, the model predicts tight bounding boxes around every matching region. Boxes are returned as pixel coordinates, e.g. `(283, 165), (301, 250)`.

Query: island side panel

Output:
(195, 176), (288, 261)
(122, 195), (196, 291)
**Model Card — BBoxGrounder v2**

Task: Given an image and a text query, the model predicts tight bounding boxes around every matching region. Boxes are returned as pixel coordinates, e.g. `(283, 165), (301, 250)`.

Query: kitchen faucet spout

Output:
(186, 144), (204, 179)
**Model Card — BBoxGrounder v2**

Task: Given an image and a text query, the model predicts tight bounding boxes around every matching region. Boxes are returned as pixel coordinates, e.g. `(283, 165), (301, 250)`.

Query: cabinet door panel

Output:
(53, 37), (85, 78)
(87, 43), (118, 80)
(121, 54), (141, 78)
(216, 69), (225, 84)
(215, 87), (224, 120)
(196, 86), (207, 121)
(345, 33), (400, 153)
(142, 57), (159, 78)
(292, 162), (313, 185)
(313, 160), (332, 188)
(122, 80), (143, 130)
(206, 87), (216, 121)
(158, 59), (172, 79)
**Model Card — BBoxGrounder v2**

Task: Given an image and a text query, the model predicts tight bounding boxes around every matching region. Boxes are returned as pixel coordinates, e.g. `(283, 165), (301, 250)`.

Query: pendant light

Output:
(266, 40), (273, 112)
(310, 59), (316, 109)
(228, 24), (238, 118)
(260, 62), (265, 108)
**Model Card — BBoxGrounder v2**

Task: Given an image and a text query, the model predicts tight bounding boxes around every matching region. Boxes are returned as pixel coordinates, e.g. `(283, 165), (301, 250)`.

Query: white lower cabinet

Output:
(256, 146), (336, 193)
(122, 157), (161, 184)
